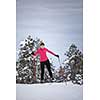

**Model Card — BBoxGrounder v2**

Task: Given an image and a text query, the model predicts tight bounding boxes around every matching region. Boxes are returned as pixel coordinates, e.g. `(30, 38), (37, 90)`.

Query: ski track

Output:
(16, 82), (83, 100)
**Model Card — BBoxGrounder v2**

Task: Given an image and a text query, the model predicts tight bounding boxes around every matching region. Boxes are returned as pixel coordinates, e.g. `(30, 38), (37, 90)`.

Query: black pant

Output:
(40, 60), (53, 80)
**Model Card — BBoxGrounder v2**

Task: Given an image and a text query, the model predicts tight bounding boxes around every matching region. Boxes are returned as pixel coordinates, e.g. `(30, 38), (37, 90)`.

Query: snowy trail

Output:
(16, 82), (83, 100)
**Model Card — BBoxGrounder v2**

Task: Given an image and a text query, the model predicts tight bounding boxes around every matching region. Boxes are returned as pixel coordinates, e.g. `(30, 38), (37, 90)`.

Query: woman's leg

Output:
(40, 62), (45, 81)
(45, 60), (53, 78)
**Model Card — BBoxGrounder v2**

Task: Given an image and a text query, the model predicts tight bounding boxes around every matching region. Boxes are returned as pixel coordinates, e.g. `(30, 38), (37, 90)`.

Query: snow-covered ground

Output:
(16, 82), (83, 100)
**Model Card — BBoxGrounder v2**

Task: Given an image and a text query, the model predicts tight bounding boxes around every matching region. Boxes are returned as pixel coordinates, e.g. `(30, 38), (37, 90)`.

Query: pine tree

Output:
(16, 35), (41, 84)
(63, 44), (83, 85)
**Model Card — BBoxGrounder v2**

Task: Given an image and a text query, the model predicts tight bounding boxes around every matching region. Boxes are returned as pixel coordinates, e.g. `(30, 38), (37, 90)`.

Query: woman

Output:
(32, 42), (59, 83)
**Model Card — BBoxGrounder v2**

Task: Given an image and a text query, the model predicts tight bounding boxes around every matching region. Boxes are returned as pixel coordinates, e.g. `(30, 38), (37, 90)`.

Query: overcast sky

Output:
(16, 0), (83, 67)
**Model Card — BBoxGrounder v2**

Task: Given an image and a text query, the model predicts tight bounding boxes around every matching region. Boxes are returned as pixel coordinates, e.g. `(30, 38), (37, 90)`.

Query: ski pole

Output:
(58, 57), (62, 67)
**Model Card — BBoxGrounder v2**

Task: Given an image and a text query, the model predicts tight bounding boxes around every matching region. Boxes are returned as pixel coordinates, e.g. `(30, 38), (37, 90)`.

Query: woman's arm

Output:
(46, 48), (59, 58)
(33, 49), (39, 56)
(46, 48), (56, 56)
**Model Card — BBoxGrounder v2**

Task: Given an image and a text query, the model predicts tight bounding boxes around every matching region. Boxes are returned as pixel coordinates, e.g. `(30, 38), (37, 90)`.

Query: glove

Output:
(31, 51), (34, 55)
(55, 55), (59, 58)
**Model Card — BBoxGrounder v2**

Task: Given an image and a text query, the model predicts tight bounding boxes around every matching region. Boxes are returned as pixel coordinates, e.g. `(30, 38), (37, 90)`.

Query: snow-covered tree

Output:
(63, 44), (83, 85)
(16, 35), (41, 84)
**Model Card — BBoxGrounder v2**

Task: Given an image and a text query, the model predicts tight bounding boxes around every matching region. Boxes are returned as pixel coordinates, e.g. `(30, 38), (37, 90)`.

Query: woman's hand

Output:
(55, 55), (59, 58)
(31, 51), (34, 55)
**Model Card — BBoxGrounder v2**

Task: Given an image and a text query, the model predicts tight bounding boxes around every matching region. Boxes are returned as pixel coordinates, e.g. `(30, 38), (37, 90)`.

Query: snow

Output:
(16, 82), (83, 100)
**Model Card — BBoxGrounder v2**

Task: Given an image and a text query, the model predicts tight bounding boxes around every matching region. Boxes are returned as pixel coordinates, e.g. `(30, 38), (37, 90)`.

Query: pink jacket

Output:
(33, 48), (56, 62)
